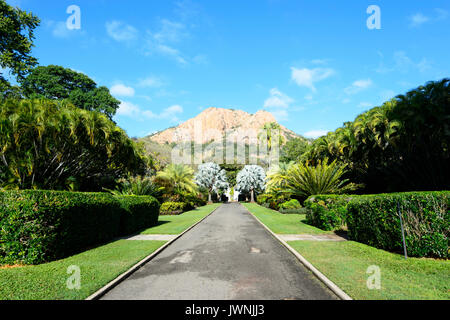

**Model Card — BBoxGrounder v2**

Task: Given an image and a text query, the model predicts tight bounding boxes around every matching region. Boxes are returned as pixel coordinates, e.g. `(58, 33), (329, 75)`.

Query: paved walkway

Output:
(101, 203), (338, 300)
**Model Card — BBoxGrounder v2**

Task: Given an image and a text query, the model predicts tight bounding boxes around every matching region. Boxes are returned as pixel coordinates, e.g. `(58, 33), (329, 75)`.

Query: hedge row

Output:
(0, 190), (160, 265)
(304, 195), (355, 231)
(305, 191), (449, 258)
(347, 192), (449, 259)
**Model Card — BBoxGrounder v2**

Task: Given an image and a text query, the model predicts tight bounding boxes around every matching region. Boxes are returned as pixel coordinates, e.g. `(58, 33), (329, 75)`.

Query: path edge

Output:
(243, 204), (353, 301)
(85, 204), (222, 300)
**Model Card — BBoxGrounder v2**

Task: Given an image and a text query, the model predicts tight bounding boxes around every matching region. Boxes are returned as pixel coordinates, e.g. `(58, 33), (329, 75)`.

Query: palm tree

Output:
(265, 161), (294, 192)
(155, 164), (198, 195)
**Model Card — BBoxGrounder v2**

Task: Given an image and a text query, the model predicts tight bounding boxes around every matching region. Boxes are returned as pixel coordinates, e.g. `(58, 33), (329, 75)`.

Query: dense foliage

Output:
(160, 201), (187, 215)
(304, 194), (354, 231)
(0, 0), (40, 99)
(347, 192), (449, 258)
(195, 162), (229, 203)
(0, 190), (160, 264)
(20, 65), (120, 119)
(0, 99), (147, 191)
(236, 165), (266, 202)
(285, 159), (359, 200)
(304, 79), (450, 193)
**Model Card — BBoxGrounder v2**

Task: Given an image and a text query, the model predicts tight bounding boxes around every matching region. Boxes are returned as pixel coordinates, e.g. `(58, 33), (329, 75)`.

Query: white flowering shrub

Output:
(236, 165), (266, 202)
(195, 162), (229, 202)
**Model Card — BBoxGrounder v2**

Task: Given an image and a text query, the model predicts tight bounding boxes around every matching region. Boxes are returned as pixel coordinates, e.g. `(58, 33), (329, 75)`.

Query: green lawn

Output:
(141, 203), (221, 235)
(289, 241), (450, 300)
(0, 203), (221, 300)
(244, 203), (450, 300)
(0, 240), (165, 300)
(242, 203), (330, 235)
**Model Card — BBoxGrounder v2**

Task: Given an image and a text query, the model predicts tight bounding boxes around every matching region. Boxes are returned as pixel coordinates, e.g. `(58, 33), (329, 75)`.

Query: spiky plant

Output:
(286, 159), (360, 198)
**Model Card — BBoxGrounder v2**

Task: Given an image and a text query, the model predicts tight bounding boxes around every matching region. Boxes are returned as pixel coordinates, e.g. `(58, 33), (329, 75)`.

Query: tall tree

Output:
(195, 162), (229, 203)
(0, 0), (40, 98)
(236, 165), (266, 202)
(21, 65), (120, 119)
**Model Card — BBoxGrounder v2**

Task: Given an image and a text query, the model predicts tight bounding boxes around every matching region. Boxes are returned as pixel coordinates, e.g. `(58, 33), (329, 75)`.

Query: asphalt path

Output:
(101, 202), (338, 300)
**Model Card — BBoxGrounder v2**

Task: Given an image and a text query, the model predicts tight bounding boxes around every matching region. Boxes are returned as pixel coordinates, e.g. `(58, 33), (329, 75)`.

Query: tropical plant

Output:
(195, 162), (229, 203)
(155, 164), (198, 195)
(265, 161), (294, 192)
(0, 0), (40, 99)
(0, 99), (147, 190)
(303, 79), (450, 193)
(236, 165), (266, 202)
(105, 175), (164, 199)
(285, 159), (360, 199)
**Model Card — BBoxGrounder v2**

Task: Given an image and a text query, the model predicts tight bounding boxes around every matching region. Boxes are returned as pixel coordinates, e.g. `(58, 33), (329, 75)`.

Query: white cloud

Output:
(291, 67), (335, 92)
(153, 19), (187, 43)
(106, 21), (138, 42)
(137, 76), (164, 88)
(155, 44), (187, 65)
(409, 13), (429, 27)
(409, 9), (448, 27)
(303, 130), (329, 139)
(116, 101), (141, 117)
(264, 88), (293, 109)
(110, 84), (135, 97)
(344, 79), (373, 95)
(117, 101), (183, 123)
(143, 104), (184, 121)
(263, 88), (294, 121)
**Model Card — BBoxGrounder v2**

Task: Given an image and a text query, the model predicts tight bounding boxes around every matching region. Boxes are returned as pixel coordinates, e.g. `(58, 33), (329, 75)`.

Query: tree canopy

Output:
(0, 0), (40, 98)
(236, 165), (266, 202)
(195, 162), (229, 202)
(21, 65), (120, 119)
(303, 78), (450, 193)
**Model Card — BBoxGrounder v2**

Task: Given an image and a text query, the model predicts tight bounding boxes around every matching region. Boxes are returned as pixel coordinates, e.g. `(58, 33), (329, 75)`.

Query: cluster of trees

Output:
(0, 1), (140, 193)
(1, 1), (120, 119)
(0, 99), (148, 191)
(302, 79), (449, 193)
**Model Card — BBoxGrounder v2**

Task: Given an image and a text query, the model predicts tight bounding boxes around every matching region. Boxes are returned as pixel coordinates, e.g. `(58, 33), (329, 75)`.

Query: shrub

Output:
(279, 199), (302, 210)
(0, 190), (160, 265)
(256, 193), (288, 210)
(304, 195), (356, 231)
(160, 202), (187, 215)
(115, 195), (160, 235)
(347, 191), (449, 258)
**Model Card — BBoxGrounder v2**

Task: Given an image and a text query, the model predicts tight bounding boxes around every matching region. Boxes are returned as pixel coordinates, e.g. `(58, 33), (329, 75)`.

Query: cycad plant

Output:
(286, 159), (360, 198)
(105, 175), (164, 199)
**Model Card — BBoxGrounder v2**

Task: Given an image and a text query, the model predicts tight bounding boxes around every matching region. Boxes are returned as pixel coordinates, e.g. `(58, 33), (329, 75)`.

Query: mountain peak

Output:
(148, 107), (296, 144)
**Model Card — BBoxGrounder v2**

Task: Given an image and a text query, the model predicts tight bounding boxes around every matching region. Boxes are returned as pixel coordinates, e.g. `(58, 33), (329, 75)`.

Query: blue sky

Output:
(8, 0), (450, 138)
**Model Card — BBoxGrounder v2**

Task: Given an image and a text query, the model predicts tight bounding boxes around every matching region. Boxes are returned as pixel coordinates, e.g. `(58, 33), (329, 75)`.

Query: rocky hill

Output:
(146, 107), (298, 144)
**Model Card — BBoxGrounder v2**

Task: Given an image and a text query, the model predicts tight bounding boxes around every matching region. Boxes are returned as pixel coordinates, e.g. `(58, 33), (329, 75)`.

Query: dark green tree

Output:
(0, 0), (40, 98)
(280, 137), (310, 163)
(21, 65), (120, 119)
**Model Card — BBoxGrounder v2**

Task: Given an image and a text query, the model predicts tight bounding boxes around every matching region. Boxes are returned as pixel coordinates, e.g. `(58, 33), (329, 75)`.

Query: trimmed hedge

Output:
(115, 195), (160, 235)
(347, 192), (449, 259)
(304, 195), (355, 231)
(0, 190), (160, 265)
(160, 202), (186, 215)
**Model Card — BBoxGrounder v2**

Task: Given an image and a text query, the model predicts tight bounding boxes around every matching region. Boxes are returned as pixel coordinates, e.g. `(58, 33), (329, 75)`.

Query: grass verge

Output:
(244, 202), (450, 300)
(289, 241), (450, 300)
(141, 203), (221, 235)
(243, 203), (329, 235)
(0, 240), (165, 300)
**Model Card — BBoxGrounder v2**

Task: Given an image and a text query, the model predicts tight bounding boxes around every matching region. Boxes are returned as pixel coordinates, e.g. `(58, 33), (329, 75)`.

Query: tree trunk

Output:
(250, 189), (255, 203)
(208, 192), (212, 204)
